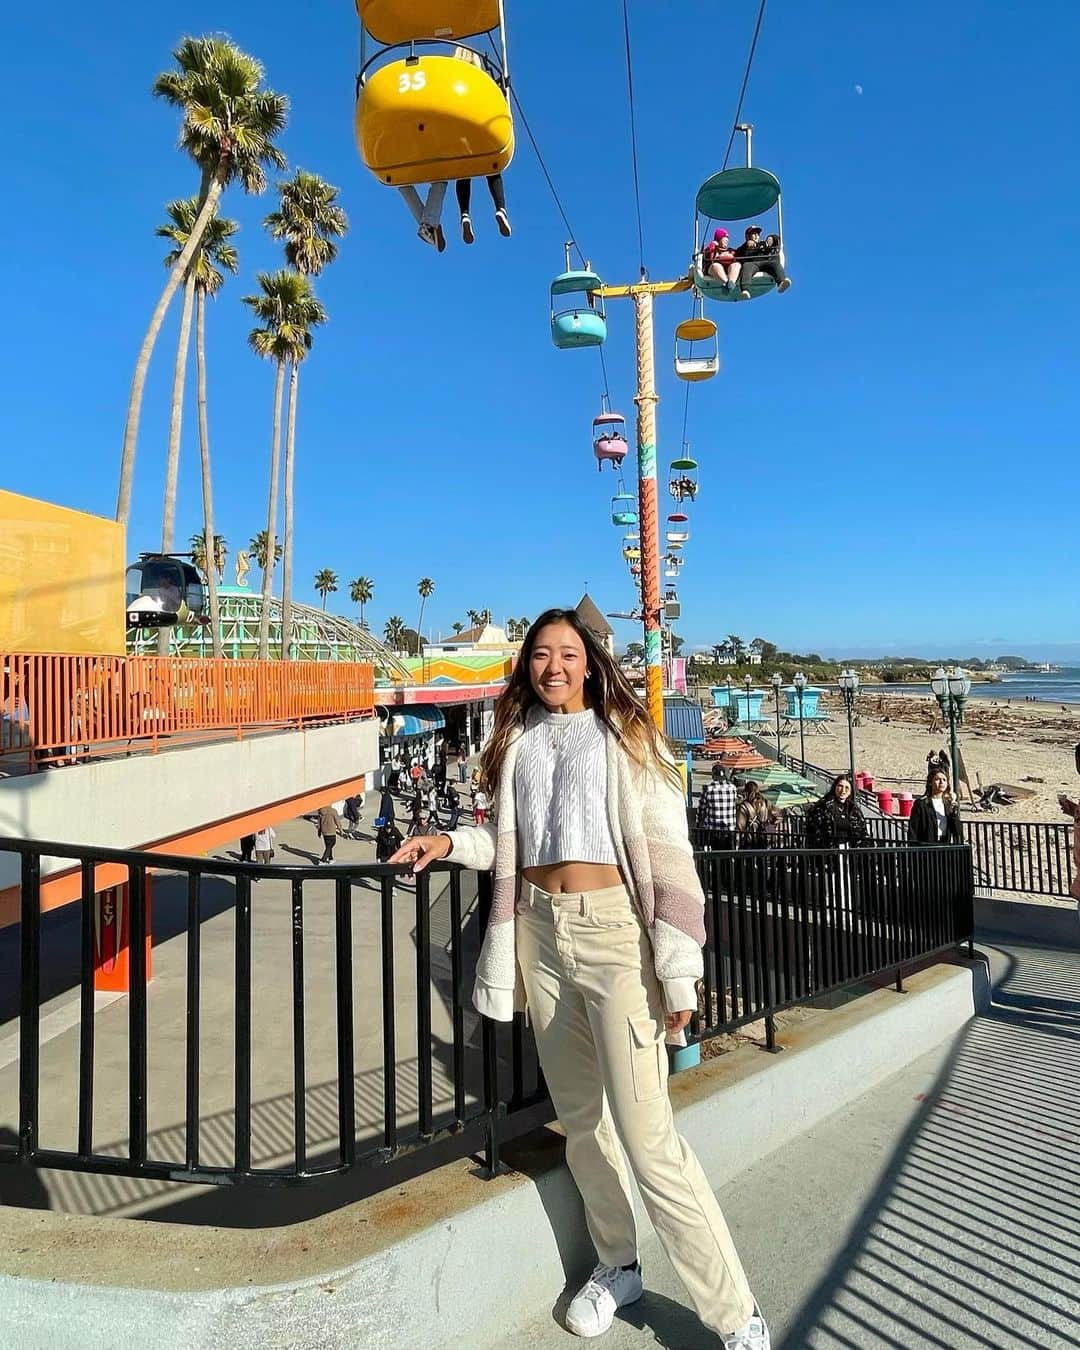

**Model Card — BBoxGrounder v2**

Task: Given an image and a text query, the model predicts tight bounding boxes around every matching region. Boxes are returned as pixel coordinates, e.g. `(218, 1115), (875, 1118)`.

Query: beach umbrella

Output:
(762, 783), (818, 808)
(735, 764), (816, 789)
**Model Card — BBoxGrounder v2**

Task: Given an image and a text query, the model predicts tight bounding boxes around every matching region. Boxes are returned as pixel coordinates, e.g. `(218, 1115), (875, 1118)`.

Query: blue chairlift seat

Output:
(611, 493), (637, 527)
(551, 270), (606, 349)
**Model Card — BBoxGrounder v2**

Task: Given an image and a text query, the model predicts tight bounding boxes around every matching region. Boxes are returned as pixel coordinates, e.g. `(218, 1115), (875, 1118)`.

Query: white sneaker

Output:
(722, 1304), (771, 1350)
(495, 207), (512, 237)
(565, 1262), (643, 1338)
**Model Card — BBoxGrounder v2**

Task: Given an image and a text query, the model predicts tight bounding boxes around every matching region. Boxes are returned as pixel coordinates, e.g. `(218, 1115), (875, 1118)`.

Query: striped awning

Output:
(384, 705), (446, 738)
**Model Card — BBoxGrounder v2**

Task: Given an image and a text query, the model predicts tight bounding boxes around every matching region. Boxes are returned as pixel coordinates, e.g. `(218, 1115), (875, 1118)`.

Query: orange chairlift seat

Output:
(354, 1), (514, 187)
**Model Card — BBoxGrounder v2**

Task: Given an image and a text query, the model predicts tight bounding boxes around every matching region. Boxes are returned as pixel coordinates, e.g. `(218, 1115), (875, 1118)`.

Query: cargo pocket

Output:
(627, 1017), (663, 1103)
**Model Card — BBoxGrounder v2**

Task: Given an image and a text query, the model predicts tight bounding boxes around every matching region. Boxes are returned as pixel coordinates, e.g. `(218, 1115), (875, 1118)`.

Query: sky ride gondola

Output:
(666, 513), (689, 544)
(668, 455), (698, 504)
(552, 267), (607, 349)
(125, 554), (205, 630)
(692, 126), (786, 304)
(355, 0), (501, 45)
(354, 2), (514, 187)
(593, 402), (628, 471)
(674, 310), (719, 382)
(611, 494), (638, 527)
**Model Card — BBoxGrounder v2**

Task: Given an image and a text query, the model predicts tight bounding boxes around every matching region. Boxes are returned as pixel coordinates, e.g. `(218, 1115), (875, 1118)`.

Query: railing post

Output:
(18, 851), (41, 1161)
(477, 873), (508, 1178)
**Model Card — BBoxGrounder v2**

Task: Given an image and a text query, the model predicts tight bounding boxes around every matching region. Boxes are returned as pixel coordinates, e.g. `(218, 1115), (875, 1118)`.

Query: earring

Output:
(586, 670), (592, 678)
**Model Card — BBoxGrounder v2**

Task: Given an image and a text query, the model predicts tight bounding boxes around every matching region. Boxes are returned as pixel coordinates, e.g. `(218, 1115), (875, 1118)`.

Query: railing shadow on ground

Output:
(777, 936), (1080, 1350)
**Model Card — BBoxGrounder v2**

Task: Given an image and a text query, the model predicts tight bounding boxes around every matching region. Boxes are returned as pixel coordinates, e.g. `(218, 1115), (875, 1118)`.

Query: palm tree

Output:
(242, 270), (325, 659)
(349, 576), (373, 629)
(117, 36), (287, 524)
(466, 609), (481, 628)
(264, 168), (348, 275)
(726, 634), (745, 664)
(712, 643), (729, 665)
(190, 531), (227, 579)
(314, 568), (338, 609)
(451, 622), (464, 635)
(158, 199), (239, 658)
(416, 578), (435, 649)
(249, 530), (282, 573)
(384, 616), (407, 652)
(265, 173), (343, 662)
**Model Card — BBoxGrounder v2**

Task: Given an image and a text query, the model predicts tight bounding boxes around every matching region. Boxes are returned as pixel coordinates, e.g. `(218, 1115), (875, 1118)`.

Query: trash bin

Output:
(897, 792), (914, 818)
(862, 774), (875, 792)
(876, 789), (894, 815)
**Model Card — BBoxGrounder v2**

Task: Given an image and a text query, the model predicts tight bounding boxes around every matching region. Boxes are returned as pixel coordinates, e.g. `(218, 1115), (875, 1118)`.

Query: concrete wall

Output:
(0, 719), (379, 889)
(0, 959), (986, 1349)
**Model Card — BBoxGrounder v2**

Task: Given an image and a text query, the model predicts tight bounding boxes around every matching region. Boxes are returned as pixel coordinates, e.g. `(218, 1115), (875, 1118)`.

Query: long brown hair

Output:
(923, 767), (953, 805)
(479, 607), (680, 796)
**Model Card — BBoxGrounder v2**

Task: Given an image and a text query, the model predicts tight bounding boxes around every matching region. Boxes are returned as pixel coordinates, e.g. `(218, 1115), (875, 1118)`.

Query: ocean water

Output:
(860, 668), (1080, 705)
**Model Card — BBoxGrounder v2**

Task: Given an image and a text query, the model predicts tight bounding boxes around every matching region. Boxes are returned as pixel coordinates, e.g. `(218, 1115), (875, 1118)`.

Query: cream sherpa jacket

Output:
(447, 715), (706, 1021)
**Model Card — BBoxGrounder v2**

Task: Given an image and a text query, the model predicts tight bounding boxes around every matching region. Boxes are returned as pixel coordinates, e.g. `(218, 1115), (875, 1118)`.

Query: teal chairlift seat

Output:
(693, 166), (784, 304)
(611, 493), (637, 527)
(551, 270), (606, 348)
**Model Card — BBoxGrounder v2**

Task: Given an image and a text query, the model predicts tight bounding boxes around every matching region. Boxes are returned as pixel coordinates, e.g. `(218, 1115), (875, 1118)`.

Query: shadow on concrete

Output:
(0, 872), (237, 1023)
(0, 1129), (50, 1211)
(778, 934), (1080, 1349)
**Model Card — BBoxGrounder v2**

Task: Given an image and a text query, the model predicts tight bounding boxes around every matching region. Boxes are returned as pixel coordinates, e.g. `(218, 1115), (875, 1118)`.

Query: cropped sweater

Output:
(448, 710), (706, 1021)
(514, 706), (619, 867)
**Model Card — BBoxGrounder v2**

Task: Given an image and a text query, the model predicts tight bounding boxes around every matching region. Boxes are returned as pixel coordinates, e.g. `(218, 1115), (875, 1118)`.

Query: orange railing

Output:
(0, 653), (375, 766)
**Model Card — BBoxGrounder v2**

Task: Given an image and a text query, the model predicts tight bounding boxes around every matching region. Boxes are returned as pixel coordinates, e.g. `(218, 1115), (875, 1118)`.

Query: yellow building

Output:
(0, 490), (125, 655)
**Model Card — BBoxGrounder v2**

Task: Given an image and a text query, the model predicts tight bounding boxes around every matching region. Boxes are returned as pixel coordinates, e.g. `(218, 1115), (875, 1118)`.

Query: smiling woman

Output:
(391, 606), (771, 1345)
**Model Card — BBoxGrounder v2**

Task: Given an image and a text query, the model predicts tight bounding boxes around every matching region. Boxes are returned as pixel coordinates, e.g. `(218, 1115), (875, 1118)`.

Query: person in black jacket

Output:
(908, 768), (962, 844)
(734, 225), (792, 299)
(805, 775), (868, 848)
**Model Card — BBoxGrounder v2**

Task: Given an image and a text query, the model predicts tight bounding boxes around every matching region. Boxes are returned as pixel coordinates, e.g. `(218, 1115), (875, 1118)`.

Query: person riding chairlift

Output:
(734, 225), (792, 299)
(702, 227), (739, 291)
(397, 46), (512, 251)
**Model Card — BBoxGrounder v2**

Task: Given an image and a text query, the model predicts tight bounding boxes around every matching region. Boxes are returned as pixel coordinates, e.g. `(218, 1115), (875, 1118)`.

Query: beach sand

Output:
(772, 690), (1080, 824)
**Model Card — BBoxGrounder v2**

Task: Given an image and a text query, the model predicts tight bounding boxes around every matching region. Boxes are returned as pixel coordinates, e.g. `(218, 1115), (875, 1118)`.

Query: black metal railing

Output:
(692, 844), (973, 1050)
(690, 809), (1074, 899)
(0, 834), (973, 1193)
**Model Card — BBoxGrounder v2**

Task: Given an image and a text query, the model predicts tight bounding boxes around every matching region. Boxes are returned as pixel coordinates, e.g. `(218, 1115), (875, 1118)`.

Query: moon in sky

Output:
(854, 84), (864, 95)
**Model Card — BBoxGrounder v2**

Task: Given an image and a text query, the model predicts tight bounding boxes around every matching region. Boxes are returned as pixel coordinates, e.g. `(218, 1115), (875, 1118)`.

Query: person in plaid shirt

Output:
(697, 763), (737, 850)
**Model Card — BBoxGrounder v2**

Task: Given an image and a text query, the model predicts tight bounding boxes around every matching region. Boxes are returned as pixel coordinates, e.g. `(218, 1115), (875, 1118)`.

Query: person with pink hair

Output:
(701, 227), (739, 290)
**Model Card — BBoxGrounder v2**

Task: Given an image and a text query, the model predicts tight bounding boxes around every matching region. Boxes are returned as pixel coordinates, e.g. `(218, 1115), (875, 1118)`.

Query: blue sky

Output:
(4, 1), (1078, 658)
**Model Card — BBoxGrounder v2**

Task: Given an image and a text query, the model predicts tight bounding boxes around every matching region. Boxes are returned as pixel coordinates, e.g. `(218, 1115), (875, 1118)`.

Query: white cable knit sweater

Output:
(448, 708), (706, 1020)
(515, 707), (619, 867)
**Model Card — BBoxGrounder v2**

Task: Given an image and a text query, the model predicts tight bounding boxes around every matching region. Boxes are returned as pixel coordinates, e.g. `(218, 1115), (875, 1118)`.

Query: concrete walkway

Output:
(495, 928), (1080, 1349)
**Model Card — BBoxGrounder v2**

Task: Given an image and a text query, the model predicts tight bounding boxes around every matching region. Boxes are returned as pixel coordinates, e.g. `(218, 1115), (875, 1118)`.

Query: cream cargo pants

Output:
(516, 881), (755, 1335)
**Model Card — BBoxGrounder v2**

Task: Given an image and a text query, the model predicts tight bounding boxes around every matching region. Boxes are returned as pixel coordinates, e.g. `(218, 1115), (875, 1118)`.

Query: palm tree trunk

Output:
(322, 593), (328, 611)
(258, 360), (285, 660)
(156, 270), (197, 655)
(195, 289), (223, 660)
(280, 360), (299, 659)
(116, 170), (224, 524)
(417, 600), (427, 654)
(161, 271), (196, 551)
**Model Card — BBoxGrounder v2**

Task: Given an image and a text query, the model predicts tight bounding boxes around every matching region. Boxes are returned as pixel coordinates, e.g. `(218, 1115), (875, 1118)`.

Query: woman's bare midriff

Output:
(520, 862), (625, 894)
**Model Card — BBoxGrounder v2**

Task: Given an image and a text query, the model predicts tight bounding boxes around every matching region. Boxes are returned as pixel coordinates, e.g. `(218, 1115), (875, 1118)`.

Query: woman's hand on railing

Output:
(388, 834), (453, 873)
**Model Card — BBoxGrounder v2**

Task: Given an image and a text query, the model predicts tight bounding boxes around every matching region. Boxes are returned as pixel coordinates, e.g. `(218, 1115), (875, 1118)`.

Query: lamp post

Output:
(771, 671), (783, 761)
(838, 668), (859, 788)
(793, 671), (807, 775)
(724, 676), (733, 727)
(931, 666), (971, 794)
(743, 673), (753, 729)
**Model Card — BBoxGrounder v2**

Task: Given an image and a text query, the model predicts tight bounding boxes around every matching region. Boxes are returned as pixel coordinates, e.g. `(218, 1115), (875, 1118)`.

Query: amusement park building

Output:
(126, 585), (515, 771)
